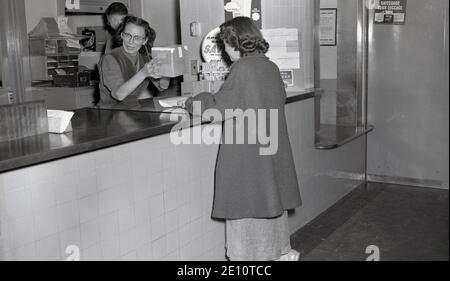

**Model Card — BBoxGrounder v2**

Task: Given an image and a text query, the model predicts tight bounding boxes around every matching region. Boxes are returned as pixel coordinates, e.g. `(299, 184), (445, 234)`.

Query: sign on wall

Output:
(320, 8), (337, 46)
(201, 27), (223, 63)
(224, 0), (262, 29)
(280, 70), (294, 87)
(374, 0), (407, 25)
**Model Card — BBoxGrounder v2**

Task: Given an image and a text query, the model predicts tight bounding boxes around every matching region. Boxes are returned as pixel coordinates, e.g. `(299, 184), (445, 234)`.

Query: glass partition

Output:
(0, 0), (32, 104)
(315, 0), (373, 150)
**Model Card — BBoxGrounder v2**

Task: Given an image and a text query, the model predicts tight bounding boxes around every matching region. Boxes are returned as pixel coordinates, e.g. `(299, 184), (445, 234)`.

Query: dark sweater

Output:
(98, 47), (150, 105)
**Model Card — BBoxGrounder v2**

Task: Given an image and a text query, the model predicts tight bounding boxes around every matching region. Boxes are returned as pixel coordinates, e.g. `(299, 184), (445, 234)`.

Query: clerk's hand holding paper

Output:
(141, 58), (162, 79)
(143, 59), (171, 91)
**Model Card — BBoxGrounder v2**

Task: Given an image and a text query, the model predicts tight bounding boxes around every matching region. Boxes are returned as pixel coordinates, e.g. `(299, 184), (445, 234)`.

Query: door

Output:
(367, 0), (449, 189)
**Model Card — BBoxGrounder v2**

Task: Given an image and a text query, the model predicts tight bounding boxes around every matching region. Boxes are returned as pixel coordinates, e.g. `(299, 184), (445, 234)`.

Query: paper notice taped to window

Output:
(261, 28), (301, 70)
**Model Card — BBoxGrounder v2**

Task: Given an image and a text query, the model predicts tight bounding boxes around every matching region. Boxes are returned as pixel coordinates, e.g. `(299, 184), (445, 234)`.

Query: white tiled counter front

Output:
(0, 125), (225, 261)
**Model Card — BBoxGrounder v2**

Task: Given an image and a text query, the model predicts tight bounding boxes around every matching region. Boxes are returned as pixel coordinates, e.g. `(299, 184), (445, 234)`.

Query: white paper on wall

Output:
(261, 28), (301, 70)
(65, 0), (80, 10)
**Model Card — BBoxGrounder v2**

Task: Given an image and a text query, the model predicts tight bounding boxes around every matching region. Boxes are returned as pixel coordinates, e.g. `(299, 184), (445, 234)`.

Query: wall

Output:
(180, 0), (315, 90)
(286, 99), (366, 233)
(320, 0), (337, 80)
(25, 0), (105, 44)
(179, 0), (226, 83)
(0, 27), (3, 89)
(25, 0), (179, 46)
(319, 0), (338, 125)
(67, 15), (105, 32)
(367, 0), (449, 189)
(25, 0), (59, 32)
(142, 0), (180, 46)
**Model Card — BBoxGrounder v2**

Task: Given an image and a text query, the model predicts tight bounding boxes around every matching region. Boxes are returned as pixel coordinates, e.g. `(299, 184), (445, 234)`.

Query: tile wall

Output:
(0, 125), (225, 261)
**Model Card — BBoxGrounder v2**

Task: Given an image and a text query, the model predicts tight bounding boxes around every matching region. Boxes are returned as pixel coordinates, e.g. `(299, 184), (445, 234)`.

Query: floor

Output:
(290, 182), (449, 261)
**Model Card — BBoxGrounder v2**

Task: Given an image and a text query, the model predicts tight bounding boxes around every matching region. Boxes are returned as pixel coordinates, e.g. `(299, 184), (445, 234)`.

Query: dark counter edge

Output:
(0, 91), (315, 173)
(286, 90), (315, 104)
(0, 122), (178, 174)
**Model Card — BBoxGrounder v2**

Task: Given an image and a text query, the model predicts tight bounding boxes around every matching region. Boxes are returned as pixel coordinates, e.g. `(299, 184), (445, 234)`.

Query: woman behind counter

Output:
(98, 16), (169, 105)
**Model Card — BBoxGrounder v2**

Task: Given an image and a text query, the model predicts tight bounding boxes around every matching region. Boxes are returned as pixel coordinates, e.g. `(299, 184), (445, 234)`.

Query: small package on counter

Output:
(152, 45), (188, 77)
(47, 110), (74, 134)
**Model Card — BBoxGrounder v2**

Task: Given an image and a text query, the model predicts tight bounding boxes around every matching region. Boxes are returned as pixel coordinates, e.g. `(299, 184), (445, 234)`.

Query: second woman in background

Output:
(104, 2), (129, 54)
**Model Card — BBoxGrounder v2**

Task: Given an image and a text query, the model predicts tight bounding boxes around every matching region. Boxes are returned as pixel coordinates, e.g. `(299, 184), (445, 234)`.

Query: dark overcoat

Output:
(186, 54), (302, 219)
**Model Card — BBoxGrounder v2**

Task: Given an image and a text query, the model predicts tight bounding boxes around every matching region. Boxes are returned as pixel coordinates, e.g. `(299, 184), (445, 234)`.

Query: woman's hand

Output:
(140, 59), (162, 79)
(177, 97), (190, 108)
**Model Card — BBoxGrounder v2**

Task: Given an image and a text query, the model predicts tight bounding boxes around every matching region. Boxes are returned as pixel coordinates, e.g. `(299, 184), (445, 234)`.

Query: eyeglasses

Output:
(121, 32), (146, 43)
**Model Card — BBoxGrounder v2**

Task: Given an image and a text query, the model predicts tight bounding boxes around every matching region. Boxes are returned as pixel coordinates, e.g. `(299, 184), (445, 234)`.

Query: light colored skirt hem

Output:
(225, 211), (292, 261)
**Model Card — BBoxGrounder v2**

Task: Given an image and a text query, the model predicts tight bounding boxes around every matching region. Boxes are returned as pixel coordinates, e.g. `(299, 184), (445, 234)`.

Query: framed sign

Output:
(374, 0), (407, 25)
(280, 70), (294, 87)
(320, 8), (337, 46)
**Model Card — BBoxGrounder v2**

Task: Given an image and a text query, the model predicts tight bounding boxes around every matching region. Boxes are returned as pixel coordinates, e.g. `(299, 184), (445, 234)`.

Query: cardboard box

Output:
(152, 45), (188, 78)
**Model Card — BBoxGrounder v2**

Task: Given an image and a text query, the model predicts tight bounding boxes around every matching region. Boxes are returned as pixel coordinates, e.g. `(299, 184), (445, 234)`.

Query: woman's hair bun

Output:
(219, 17), (270, 56)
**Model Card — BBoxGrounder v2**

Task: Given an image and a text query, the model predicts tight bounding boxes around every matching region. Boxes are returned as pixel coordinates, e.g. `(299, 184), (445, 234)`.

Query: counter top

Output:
(0, 108), (181, 173)
(93, 89), (316, 112)
(286, 89), (315, 104)
(0, 90), (315, 173)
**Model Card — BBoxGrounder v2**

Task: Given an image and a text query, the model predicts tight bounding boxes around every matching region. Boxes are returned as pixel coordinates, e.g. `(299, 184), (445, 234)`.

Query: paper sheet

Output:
(158, 96), (189, 108)
(261, 28), (301, 70)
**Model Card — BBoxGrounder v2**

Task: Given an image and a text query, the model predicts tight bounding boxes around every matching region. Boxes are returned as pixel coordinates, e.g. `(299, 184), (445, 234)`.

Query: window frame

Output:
(0, 0), (32, 103)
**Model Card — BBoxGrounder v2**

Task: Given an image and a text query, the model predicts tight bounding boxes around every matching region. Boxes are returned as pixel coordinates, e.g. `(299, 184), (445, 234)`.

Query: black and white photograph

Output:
(0, 0), (448, 268)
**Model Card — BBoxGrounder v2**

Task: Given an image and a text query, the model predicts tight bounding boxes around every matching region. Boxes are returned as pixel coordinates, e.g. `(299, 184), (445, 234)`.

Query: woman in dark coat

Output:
(184, 17), (302, 261)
